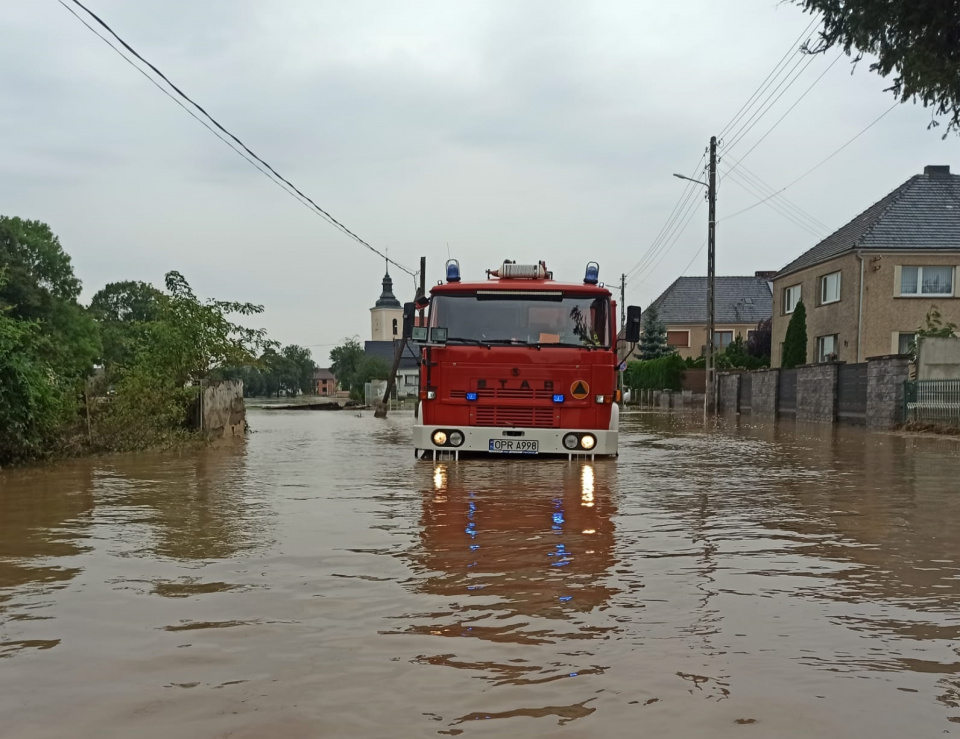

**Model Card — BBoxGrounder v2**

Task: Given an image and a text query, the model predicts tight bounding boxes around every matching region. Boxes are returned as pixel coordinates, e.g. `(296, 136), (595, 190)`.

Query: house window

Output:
(404, 374), (419, 386)
(392, 318), (398, 336)
(666, 330), (690, 347)
(901, 266), (954, 296)
(714, 331), (733, 349)
(898, 332), (917, 354)
(816, 334), (838, 362)
(820, 271), (841, 304)
(783, 284), (801, 314)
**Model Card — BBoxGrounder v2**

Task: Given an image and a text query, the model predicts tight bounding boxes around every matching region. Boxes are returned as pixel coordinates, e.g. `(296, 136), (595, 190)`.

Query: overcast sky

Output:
(1, 1), (953, 363)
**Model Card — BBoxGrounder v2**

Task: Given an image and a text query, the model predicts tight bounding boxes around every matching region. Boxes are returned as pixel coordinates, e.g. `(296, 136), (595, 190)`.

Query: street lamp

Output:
(672, 136), (717, 420)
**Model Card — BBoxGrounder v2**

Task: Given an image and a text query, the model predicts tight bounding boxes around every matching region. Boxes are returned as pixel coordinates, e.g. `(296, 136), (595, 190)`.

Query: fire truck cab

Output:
(408, 260), (641, 459)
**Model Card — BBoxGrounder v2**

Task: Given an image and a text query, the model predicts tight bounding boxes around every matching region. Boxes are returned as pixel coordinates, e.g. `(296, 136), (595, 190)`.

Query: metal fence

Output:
(837, 362), (868, 425)
(904, 379), (960, 426)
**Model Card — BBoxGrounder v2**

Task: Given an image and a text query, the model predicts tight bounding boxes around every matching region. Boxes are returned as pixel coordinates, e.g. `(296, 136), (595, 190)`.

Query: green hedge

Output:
(624, 354), (685, 391)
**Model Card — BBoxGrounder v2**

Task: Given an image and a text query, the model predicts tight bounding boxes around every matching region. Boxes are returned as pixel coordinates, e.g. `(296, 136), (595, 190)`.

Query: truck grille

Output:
(474, 407), (557, 428)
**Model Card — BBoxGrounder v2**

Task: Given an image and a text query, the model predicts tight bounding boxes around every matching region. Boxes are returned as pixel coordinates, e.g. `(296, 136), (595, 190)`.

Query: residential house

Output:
(364, 340), (420, 398)
(771, 165), (960, 367)
(314, 368), (337, 396)
(629, 274), (773, 360)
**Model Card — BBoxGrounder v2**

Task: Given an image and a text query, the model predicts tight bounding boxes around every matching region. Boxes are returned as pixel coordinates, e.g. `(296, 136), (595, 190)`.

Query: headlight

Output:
(432, 430), (448, 446)
(448, 430), (464, 447)
(580, 434), (596, 450)
(563, 433), (579, 450)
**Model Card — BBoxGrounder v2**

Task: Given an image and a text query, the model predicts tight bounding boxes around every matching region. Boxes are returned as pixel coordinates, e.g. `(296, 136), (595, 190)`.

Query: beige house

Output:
(628, 274), (773, 360)
(771, 165), (960, 367)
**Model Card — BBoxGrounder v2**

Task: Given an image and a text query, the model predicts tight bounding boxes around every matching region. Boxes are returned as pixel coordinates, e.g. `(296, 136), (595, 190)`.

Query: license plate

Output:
(488, 439), (539, 454)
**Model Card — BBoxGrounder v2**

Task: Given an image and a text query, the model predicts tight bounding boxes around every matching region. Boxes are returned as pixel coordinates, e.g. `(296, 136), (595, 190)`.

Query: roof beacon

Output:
(584, 261), (599, 285)
(446, 259), (461, 283)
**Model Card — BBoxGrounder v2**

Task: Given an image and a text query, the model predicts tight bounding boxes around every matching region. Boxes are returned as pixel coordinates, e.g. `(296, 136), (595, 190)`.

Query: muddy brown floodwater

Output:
(3, 411), (960, 738)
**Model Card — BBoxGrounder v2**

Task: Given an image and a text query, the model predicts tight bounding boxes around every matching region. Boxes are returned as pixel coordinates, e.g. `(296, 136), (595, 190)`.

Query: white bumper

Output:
(412, 424), (619, 457)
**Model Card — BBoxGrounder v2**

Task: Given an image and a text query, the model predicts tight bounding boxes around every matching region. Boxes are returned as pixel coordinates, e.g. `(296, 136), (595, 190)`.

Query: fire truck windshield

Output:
(430, 294), (610, 348)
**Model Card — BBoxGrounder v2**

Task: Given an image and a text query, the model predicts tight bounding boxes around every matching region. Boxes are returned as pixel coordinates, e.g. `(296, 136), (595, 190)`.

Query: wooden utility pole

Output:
(375, 257), (426, 419)
(705, 135), (718, 418)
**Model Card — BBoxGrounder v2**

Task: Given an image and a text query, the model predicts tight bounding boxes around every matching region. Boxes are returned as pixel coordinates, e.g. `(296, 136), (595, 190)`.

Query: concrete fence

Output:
(191, 380), (246, 438)
(718, 355), (912, 429)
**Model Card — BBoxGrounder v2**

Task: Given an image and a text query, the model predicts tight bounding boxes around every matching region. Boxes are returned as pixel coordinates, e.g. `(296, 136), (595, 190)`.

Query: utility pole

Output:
(619, 273), (626, 332)
(375, 256), (426, 419)
(705, 135), (718, 419)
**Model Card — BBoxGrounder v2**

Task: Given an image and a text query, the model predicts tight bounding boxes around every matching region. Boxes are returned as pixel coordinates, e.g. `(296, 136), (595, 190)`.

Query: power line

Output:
(722, 167), (824, 238)
(723, 156), (829, 231)
(59, 0), (416, 278)
(718, 17), (820, 141)
(727, 51), (843, 169)
(721, 102), (899, 224)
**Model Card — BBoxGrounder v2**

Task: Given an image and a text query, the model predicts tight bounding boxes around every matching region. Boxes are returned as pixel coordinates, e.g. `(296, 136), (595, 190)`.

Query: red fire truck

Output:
(406, 260), (640, 459)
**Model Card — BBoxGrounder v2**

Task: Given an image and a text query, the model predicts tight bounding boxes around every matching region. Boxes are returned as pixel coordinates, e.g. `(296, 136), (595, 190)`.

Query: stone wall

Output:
(200, 380), (246, 438)
(752, 370), (779, 417)
(796, 363), (838, 423)
(866, 355), (911, 429)
(718, 373), (740, 413)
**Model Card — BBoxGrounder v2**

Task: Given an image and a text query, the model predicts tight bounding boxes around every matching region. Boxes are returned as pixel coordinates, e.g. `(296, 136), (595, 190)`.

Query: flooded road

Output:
(3, 411), (960, 738)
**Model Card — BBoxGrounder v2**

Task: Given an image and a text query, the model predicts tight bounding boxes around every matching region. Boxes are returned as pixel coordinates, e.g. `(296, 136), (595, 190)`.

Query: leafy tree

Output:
(89, 280), (163, 370)
(746, 318), (772, 361)
(917, 306), (958, 339)
(330, 337), (364, 392)
(0, 216), (99, 379)
(781, 300), (808, 369)
(0, 277), (69, 465)
(717, 334), (769, 370)
(793, 0), (960, 135)
(350, 355), (390, 400)
(281, 344), (317, 395)
(638, 306), (672, 360)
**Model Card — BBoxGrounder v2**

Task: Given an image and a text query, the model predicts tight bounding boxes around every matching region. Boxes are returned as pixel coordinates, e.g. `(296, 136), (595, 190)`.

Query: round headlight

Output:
(432, 430), (448, 446)
(449, 430), (464, 447)
(563, 433), (579, 450)
(580, 434), (596, 450)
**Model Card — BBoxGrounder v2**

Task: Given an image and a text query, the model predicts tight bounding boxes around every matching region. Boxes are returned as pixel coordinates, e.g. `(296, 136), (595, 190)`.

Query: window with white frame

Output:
(900, 266), (954, 296)
(897, 332), (917, 355)
(783, 284), (801, 314)
(816, 334), (838, 362)
(820, 271), (841, 304)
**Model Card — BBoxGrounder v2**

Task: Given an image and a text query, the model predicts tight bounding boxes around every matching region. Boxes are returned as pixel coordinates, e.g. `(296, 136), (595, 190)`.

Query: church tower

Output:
(370, 266), (403, 341)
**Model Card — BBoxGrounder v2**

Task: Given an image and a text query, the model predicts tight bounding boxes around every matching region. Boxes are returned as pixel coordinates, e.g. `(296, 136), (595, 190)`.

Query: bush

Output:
(782, 301), (808, 369)
(624, 353), (686, 391)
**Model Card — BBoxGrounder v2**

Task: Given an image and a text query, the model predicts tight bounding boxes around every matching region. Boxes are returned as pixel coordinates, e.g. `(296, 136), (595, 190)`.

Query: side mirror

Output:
(625, 305), (642, 343)
(402, 302), (416, 340)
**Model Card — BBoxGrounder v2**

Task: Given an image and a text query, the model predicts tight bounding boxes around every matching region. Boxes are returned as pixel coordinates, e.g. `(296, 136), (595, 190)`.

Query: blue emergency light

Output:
(466, 392), (478, 401)
(583, 262), (599, 285)
(446, 259), (461, 283)
(552, 394), (565, 403)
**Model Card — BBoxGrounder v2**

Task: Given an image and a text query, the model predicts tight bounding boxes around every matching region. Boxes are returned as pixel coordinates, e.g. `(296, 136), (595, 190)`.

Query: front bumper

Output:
(413, 424), (619, 457)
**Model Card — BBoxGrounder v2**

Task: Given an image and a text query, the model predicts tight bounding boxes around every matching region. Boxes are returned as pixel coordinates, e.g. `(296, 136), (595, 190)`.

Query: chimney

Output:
(754, 270), (777, 279)
(924, 165), (951, 176)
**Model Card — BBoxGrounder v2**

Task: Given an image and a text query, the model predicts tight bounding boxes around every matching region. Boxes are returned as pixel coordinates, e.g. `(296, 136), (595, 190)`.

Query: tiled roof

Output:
(777, 166), (960, 278)
(364, 341), (420, 370)
(313, 368), (336, 380)
(648, 276), (773, 325)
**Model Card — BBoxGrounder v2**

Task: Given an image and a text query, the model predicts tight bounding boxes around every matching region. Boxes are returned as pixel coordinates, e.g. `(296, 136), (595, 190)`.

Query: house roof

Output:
(648, 276), (773, 325)
(777, 165), (960, 279)
(364, 341), (420, 370)
(313, 368), (336, 381)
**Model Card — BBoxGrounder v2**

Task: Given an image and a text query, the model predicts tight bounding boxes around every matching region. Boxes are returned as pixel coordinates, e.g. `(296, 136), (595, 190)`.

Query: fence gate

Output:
(778, 369), (797, 417)
(740, 373), (753, 412)
(905, 379), (960, 427)
(837, 362), (868, 425)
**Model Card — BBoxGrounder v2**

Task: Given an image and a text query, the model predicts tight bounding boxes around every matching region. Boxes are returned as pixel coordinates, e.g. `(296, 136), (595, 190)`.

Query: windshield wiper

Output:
(482, 339), (605, 350)
(445, 336), (492, 347)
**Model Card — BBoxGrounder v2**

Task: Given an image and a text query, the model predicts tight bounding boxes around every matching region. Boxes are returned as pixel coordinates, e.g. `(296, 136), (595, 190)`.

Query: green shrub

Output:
(624, 353), (686, 391)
